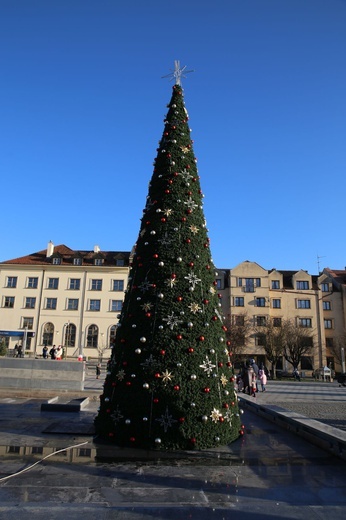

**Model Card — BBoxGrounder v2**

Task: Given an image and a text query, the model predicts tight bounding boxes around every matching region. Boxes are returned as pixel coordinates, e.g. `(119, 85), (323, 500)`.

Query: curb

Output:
(238, 395), (346, 461)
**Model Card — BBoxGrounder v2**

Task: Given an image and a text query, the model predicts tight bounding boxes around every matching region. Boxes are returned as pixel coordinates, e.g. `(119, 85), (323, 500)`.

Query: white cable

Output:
(0, 441), (89, 482)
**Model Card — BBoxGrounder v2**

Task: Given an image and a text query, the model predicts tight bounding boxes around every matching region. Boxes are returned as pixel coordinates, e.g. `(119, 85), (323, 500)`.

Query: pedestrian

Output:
(14, 344), (19, 358)
(55, 345), (63, 360)
(259, 365), (267, 392)
(42, 346), (49, 359)
(17, 345), (23, 358)
(250, 358), (259, 392)
(96, 363), (101, 379)
(49, 345), (56, 360)
(293, 368), (301, 381)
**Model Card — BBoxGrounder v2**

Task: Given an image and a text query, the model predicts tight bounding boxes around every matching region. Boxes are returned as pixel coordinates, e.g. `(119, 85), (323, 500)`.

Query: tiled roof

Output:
(325, 268), (346, 286)
(1, 245), (131, 267)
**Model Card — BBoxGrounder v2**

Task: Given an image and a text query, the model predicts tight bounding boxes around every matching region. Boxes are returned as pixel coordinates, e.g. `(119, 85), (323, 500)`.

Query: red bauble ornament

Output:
(155, 373), (161, 378)
(219, 417), (224, 423)
(120, 339), (126, 343)
(174, 172), (179, 177)
(164, 189), (170, 194)
(174, 385), (180, 391)
(122, 361), (128, 366)
(176, 334), (183, 340)
(138, 263), (143, 267)
(106, 409), (111, 413)
(189, 262), (194, 267)
(145, 312), (151, 318)
(161, 217), (166, 223)
(153, 398), (159, 403)
(204, 387), (210, 393)
(186, 238), (191, 243)
(199, 336), (205, 341)
(190, 437), (196, 444)
(179, 417), (185, 423)
(223, 403), (229, 409)
(153, 254), (159, 258)
(204, 243), (209, 248)
(218, 362), (223, 367)
(187, 191), (192, 195)
(112, 382), (116, 387)
(160, 349), (166, 356)
(222, 325), (227, 331)
(203, 299), (209, 304)
(206, 265), (211, 270)
(188, 347), (194, 353)
(125, 381), (131, 386)
(168, 179), (173, 184)
(177, 296), (183, 302)
(212, 316), (218, 321)
(130, 437), (136, 442)
(146, 221), (150, 225)
(171, 273), (177, 278)
(108, 432), (114, 437)
(187, 209), (192, 214)
(181, 217), (187, 222)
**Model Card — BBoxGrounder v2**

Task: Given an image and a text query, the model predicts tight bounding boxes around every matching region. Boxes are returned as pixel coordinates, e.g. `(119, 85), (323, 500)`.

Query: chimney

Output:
(94, 245), (100, 253)
(46, 241), (54, 258)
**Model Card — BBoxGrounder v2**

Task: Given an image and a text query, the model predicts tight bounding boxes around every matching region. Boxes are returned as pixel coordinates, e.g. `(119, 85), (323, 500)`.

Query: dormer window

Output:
(94, 258), (103, 266)
(73, 257), (82, 266)
(52, 257), (61, 265)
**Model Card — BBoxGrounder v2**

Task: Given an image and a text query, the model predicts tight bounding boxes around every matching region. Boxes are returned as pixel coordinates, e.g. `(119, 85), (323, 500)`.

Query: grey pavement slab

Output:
(0, 379), (345, 518)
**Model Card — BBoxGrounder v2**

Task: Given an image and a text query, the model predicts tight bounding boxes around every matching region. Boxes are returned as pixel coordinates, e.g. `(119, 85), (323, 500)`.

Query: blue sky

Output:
(1, 0), (345, 274)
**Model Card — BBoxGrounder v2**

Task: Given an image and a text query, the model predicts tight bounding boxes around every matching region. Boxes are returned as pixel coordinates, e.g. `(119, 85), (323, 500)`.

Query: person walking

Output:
(259, 365), (267, 392)
(96, 363), (101, 379)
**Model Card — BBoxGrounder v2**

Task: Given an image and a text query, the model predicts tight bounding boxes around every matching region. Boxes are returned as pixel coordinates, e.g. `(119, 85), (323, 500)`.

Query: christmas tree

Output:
(95, 63), (242, 450)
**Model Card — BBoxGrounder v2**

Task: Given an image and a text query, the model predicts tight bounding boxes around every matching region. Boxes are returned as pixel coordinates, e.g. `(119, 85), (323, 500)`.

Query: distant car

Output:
(337, 373), (346, 387)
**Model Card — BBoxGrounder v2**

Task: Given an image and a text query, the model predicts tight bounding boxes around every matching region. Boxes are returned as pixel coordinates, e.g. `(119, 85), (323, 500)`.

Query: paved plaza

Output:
(0, 376), (345, 519)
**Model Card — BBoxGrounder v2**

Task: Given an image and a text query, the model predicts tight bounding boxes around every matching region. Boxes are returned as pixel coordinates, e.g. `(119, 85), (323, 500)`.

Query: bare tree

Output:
(254, 319), (286, 379)
(224, 311), (252, 367)
(282, 319), (314, 370)
(330, 331), (346, 367)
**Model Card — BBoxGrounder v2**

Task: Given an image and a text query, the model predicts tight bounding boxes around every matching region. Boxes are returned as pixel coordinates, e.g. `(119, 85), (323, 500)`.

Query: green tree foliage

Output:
(94, 84), (241, 450)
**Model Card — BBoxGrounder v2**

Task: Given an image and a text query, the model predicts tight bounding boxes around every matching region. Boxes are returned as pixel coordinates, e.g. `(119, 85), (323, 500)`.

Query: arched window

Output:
(42, 323), (54, 346)
(64, 323), (76, 348)
(109, 325), (117, 348)
(87, 324), (98, 348)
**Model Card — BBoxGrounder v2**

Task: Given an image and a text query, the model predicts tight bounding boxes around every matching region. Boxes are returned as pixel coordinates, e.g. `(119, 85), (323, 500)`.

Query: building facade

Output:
(1, 246), (345, 371)
(0, 242), (131, 360)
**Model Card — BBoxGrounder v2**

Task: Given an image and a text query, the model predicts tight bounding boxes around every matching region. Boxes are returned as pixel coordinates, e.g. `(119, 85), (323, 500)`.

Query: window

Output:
(255, 297), (266, 307)
(52, 257), (61, 265)
(42, 322), (54, 346)
(272, 299), (281, 308)
(22, 317), (33, 329)
(324, 319), (332, 329)
(64, 323), (76, 347)
(271, 280), (280, 289)
(67, 298), (79, 310)
(255, 334), (266, 346)
(326, 337), (334, 348)
(321, 283), (329, 292)
(273, 317), (282, 327)
(297, 300), (311, 309)
(69, 278), (80, 290)
(239, 278), (261, 292)
(216, 279), (222, 289)
(46, 298), (57, 310)
(234, 297), (244, 307)
(111, 300), (123, 312)
(89, 299), (101, 311)
(87, 324), (98, 347)
(4, 296), (15, 308)
(116, 259), (125, 266)
(7, 276), (17, 288)
(73, 257), (82, 266)
(32, 447), (43, 455)
(48, 278), (59, 289)
(94, 258), (103, 266)
(27, 277), (38, 289)
(234, 315), (245, 326)
(296, 281), (309, 290)
(113, 280), (124, 291)
(91, 279), (102, 291)
(109, 325), (117, 348)
(299, 318), (312, 328)
(256, 316), (266, 326)
(323, 301), (331, 310)
(25, 297), (36, 309)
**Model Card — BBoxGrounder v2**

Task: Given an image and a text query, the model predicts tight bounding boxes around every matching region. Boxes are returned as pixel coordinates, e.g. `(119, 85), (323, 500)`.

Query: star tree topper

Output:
(162, 60), (194, 86)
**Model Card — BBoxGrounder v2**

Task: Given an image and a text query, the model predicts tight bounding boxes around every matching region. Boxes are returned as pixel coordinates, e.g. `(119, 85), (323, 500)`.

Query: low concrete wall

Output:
(0, 358), (85, 391)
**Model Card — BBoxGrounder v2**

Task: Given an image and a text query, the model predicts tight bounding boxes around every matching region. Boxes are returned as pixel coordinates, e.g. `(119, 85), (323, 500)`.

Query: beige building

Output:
(1, 247), (345, 372)
(0, 242), (131, 360)
(217, 261), (346, 374)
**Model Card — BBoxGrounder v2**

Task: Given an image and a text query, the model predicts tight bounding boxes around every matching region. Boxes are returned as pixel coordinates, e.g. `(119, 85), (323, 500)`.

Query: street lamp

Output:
(341, 347), (345, 374)
(64, 321), (70, 360)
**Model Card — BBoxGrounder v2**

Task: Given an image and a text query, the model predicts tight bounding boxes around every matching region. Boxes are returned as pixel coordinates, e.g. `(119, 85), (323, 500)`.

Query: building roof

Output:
(324, 268), (346, 286)
(1, 244), (131, 267)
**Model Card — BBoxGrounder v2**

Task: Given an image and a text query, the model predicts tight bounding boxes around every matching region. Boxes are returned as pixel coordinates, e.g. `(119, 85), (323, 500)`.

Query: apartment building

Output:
(0, 242), (131, 360)
(217, 261), (346, 373)
(1, 246), (345, 371)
